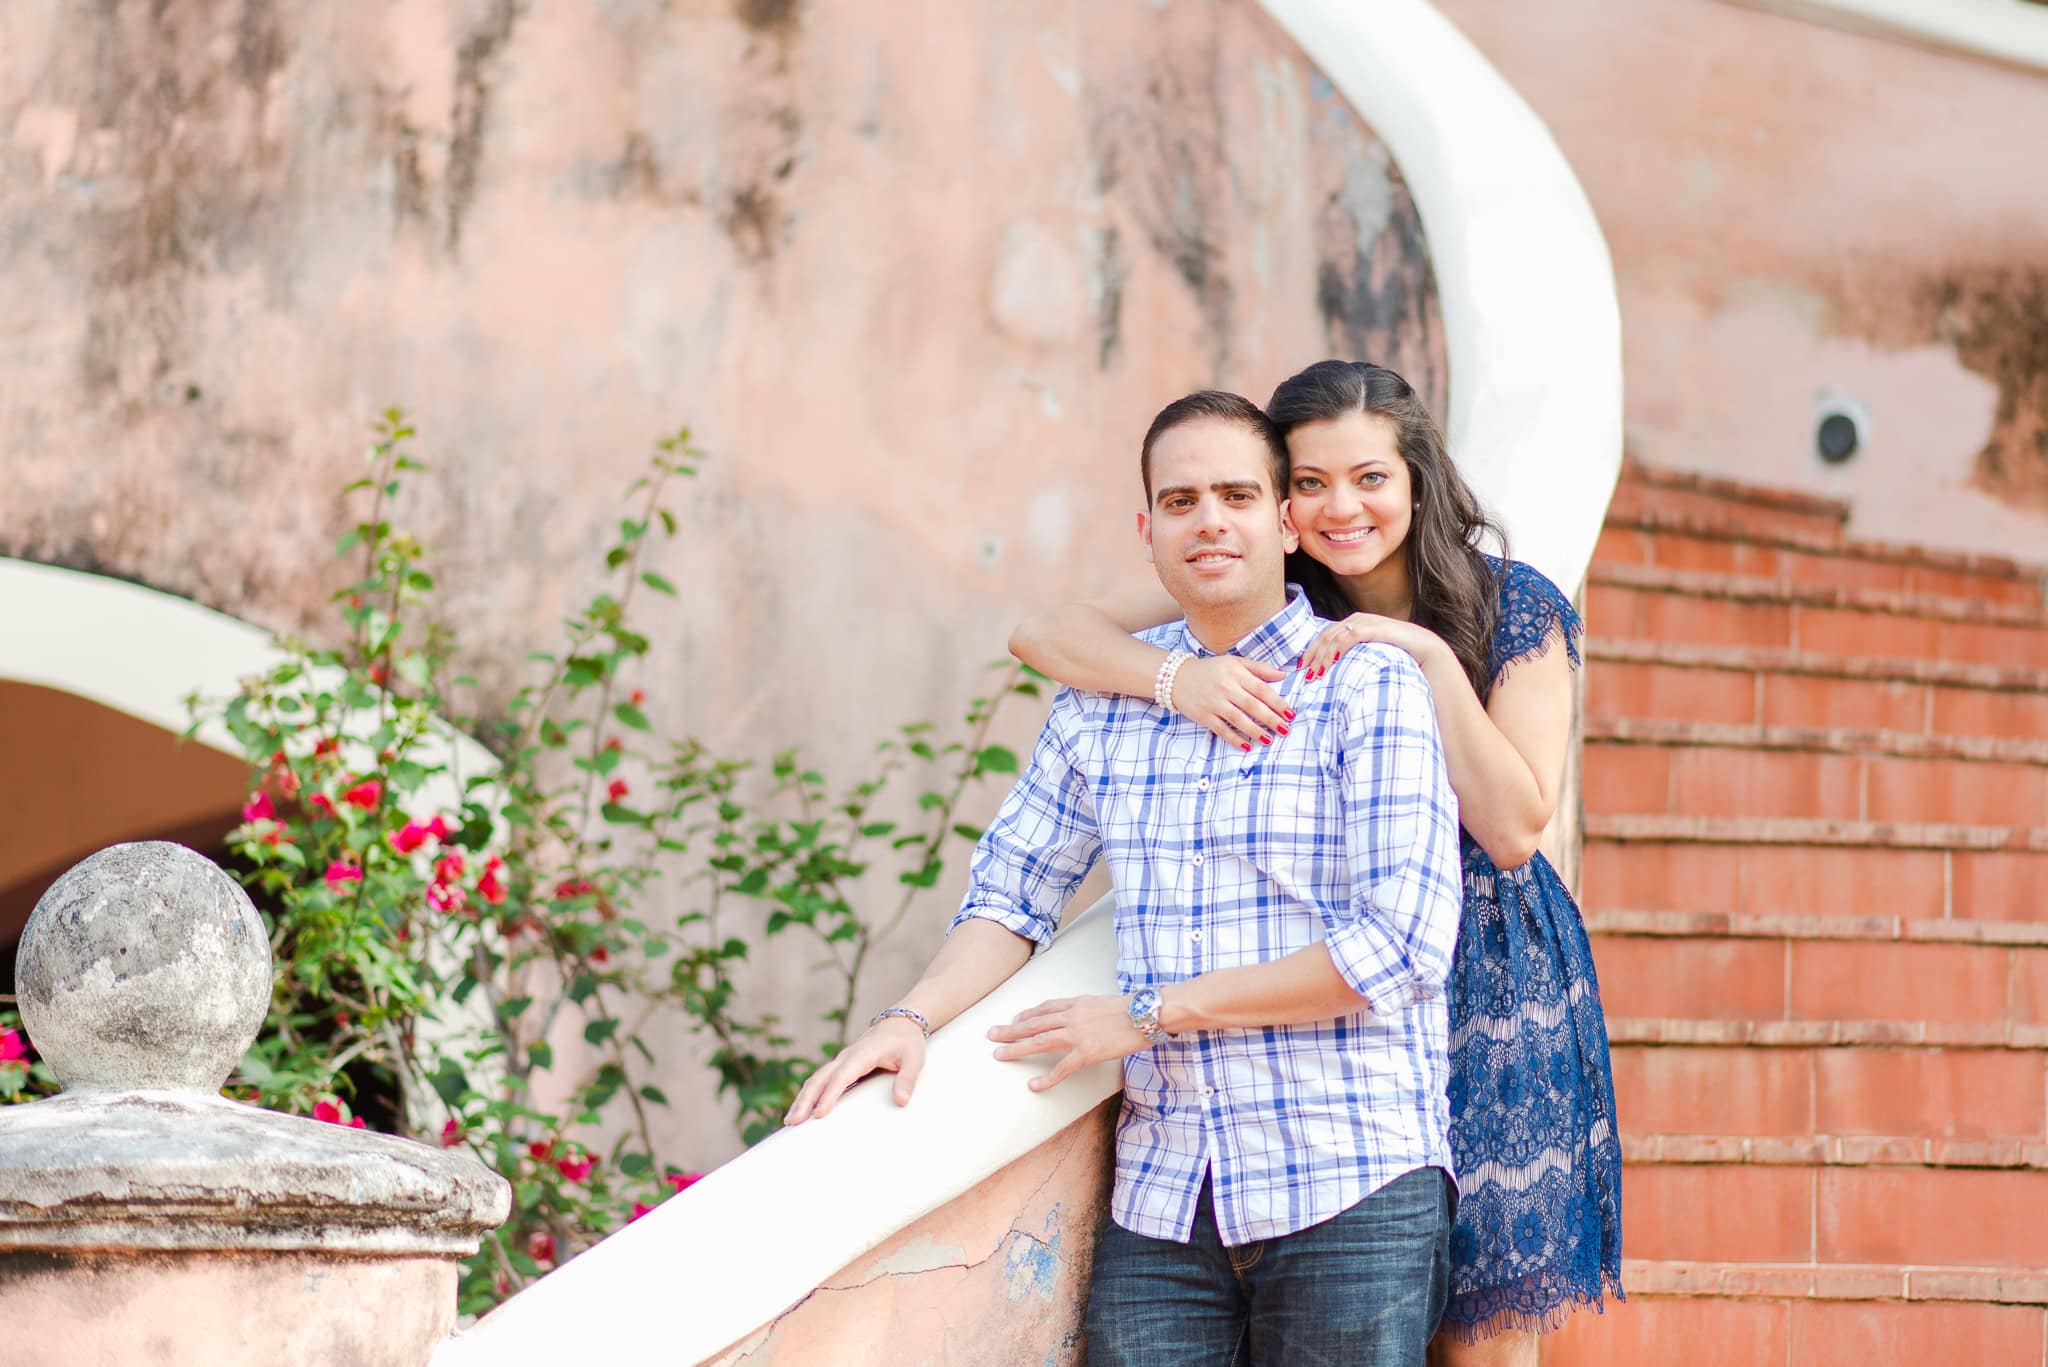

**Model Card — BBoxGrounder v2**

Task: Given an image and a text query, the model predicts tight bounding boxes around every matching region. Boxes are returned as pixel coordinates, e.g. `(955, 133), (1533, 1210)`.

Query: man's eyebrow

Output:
(1153, 478), (1269, 502)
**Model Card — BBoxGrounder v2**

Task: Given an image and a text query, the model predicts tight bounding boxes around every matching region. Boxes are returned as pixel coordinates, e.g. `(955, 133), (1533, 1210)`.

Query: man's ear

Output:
(1137, 508), (1154, 564)
(1279, 498), (1300, 555)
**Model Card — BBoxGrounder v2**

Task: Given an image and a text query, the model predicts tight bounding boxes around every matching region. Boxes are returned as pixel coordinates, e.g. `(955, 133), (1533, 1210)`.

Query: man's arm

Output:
(990, 646), (1461, 1085)
(785, 693), (1104, 1123)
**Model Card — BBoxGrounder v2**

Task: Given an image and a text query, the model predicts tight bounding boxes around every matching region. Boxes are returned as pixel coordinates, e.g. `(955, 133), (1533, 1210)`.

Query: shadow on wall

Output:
(0, 681), (246, 993)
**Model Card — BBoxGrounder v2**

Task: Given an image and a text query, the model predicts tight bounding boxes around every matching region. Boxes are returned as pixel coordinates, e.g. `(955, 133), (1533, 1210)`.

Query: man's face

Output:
(1138, 418), (1298, 618)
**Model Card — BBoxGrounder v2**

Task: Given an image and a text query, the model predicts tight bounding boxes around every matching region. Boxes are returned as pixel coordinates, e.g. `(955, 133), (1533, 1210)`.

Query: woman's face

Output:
(1283, 411), (1412, 579)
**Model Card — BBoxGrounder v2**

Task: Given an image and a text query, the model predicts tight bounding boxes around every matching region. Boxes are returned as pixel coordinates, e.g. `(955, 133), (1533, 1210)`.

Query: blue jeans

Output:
(1084, 1167), (1453, 1367)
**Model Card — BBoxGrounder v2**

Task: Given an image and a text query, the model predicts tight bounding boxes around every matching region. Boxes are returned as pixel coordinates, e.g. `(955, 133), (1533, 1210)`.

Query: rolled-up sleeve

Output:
(1323, 648), (1463, 1013)
(948, 690), (1103, 951)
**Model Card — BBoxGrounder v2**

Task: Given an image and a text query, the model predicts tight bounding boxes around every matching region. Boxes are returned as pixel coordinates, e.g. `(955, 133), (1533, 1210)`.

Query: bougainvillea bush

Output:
(163, 412), (1038, 1313)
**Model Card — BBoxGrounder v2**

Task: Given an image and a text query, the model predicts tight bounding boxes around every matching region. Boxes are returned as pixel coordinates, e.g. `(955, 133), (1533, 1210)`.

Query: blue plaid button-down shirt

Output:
(951, 589), (1462, 1245)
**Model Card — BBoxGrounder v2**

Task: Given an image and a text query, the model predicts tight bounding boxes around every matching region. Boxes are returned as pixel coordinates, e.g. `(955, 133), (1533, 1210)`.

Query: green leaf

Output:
(499, 995), (533, 1019)
(951, 822), (984, 842)
(974, 745), (1019, 775)
(583, 1018), (621, 1046)
(614, 703), (650, 731)
(619, 1152), (652, 1177)
(641, 572), (677, 596)
(567, 975), (598, 1006)
(639, 1085), (670, 1106)
(527, 1041), (554, 1070)
(429, 1058), (469, 1106)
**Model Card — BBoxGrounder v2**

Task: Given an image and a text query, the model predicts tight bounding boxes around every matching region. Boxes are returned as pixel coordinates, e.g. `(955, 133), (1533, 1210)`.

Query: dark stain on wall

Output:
(1089, 226), (1128, 371)
(445, 0), (524, 252)
(735, 0), (800, 37)
(1919, 266), (2048, 512)
(1314, 171), (1444, 418)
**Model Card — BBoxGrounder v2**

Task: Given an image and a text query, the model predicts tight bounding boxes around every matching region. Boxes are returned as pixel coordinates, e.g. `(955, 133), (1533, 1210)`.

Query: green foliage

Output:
(103, 411), (1038, 1314)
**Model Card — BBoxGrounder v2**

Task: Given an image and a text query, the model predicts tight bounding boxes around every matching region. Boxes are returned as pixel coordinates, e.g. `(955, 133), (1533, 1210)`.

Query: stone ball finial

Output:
(17, 842), (272, 1094)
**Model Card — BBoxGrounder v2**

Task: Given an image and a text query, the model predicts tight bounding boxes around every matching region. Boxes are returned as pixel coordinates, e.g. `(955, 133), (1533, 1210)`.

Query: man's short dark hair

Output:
(1139, 390), (1288, 501)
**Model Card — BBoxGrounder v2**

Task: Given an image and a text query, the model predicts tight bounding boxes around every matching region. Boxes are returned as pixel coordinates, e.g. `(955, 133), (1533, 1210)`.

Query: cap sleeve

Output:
(1486, 558), (1583, 689)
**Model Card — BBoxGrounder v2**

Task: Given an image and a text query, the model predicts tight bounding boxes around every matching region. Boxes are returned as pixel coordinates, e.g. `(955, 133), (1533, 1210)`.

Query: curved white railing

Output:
(431, 896), (1121, 1367)
(1254, 0), (1625, 595)
(1723, 0), (2048, 73)
(434, 2), (1623, 1362)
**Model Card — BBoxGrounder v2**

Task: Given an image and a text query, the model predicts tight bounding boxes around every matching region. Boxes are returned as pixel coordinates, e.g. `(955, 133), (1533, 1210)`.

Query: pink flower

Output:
(241, 792), (275, 823)
(629, 688), (646, 706)
(260, 825), (293, 848)
(629, 1201), (655, 1223)
(313, 1098), (345, 1125)
(349, 1115), (366, 1130)
(527, 1139), (556, 1162)
(606, 779), (629, 803)
(602, 737), (623, 753)
(426, 881), (466, 915)
(477, 856), (507, 906)
(324, 860), (363, 889)
(310, 793), (337, 818)
(425, 815), (451, 841)
(434, 852), (466, 883)
(314, 736), (341, 757)
(527, 1231), (556, 1265)
(590, 945), (611, 966)
(0, 1029), (27, 1064)
(388, 820), (432, 854)
(554, 1149), (594, 1183)
(666, 1171), (704, 1195)
(440, 1117), (465, 1148)
(342, 778), (383, 811)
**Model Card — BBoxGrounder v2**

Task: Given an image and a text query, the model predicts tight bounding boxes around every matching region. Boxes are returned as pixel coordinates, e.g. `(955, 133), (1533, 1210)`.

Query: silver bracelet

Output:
(870, 1005), (932, 1038)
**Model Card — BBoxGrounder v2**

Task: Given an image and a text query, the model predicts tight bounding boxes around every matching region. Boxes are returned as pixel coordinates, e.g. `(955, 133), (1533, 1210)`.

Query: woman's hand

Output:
(1171, 653), (1294, 751)
(988, 995), (1151, 1093)
(1298, 613), (1437, 679)
(784, 1016), (927, 1125)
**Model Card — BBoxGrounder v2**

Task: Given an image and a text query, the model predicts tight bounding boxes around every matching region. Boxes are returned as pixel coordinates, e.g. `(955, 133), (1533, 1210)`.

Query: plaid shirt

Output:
(951, 589), (1462, 1245)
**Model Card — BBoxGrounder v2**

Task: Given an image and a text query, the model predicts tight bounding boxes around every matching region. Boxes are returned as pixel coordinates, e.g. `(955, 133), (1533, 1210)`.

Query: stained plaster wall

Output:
(1437, 0), (2048, 561)
(0, 0), (1442, 1167)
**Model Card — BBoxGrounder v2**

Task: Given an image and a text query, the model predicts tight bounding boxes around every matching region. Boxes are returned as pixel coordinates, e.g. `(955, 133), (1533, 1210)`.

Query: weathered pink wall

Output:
(709, 1099), (1116, 1366)
(0, 1250), (454, 1367)
(1436, 0), (2048, 561)
(1, 0), (1439, 1166)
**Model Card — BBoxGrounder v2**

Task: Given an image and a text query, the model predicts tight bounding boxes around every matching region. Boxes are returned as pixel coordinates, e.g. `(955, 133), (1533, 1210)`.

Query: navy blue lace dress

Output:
(1441, 559), (1624, 1340)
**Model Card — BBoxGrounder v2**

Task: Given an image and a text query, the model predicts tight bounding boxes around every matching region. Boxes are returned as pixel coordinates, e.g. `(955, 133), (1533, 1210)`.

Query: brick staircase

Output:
(1543, 464), (2048, 1367)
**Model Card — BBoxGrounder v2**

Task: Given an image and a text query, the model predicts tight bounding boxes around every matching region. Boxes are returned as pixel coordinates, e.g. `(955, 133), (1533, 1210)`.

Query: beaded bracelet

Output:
(1153, 650), (1189, 713)
(870, 1005), (932, 1038)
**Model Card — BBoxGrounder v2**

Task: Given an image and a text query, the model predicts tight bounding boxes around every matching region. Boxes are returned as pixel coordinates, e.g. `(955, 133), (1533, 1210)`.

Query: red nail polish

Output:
(1284, 709), (1296, 721)
(1277, 724), (1290, 736)
(1241, 743), (1252, 753)
(1260, 734), (1272, 746)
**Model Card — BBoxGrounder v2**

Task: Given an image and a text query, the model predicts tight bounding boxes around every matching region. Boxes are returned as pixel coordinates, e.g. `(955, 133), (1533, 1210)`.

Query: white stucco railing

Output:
(430, 896), (1121, 1367)
(432, 3), (1623, 1362)
(1722, 0), (2048, 73)
(1253, 0), (1625, 596)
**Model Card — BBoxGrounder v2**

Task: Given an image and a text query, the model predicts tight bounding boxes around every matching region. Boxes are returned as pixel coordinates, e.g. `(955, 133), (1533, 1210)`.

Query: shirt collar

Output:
(1172, 585), (1320, 667)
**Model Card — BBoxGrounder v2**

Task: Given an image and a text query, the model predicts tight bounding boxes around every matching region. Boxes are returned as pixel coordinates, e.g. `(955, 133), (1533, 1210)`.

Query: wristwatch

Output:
(1127, 987), (1169, 1046)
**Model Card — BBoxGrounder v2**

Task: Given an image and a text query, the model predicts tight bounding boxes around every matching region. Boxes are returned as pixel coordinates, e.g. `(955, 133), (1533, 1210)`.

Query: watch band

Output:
(1127, 988), (1169, 1046)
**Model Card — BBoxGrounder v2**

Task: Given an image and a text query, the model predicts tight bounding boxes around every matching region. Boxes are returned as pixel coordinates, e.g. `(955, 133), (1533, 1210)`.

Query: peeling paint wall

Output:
(709, 1100), (1116, 1366)
(0, 0), (1438, 1167)
(1435, 0), (2048, 559)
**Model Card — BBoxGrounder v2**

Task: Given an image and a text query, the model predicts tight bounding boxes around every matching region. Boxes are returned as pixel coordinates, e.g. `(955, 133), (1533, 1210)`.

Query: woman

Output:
(1010, 360), (1622, 1363)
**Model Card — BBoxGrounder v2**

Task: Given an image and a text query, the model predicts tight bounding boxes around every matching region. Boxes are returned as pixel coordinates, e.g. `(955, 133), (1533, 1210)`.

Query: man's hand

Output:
(784, 1016), (927, 1126)
(988, 995), (1150, 1092)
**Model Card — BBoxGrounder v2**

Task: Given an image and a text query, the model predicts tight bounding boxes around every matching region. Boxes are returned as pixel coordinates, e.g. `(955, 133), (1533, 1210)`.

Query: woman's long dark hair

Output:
(1267, 360), (1507, 700)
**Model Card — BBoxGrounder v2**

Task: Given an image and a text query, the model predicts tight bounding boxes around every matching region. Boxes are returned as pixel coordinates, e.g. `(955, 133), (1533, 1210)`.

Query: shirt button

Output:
(1191, 929), (1204, 943)
(1196, 777), (1211, 791)
(1201, 1085), (1216, 1097)
(1192, 853), (1204, 867)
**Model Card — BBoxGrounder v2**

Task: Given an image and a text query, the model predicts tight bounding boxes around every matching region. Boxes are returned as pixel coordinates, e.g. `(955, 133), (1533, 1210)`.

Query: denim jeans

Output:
(1084, 1166), (1453, 1367)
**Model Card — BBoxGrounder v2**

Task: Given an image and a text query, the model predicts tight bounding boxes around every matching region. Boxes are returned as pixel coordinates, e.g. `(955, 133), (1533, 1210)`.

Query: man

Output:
(786, 391), (1463, 1365)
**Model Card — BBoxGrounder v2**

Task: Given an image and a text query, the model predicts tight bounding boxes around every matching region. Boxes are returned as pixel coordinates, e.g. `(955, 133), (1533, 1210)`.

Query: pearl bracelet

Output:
(1153, 650), (1189, 713)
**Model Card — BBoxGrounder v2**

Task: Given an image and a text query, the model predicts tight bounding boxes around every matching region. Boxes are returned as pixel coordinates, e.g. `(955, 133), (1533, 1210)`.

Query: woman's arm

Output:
(1302, 616), (1571, 868)
(1009, 589), (1294, 749)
